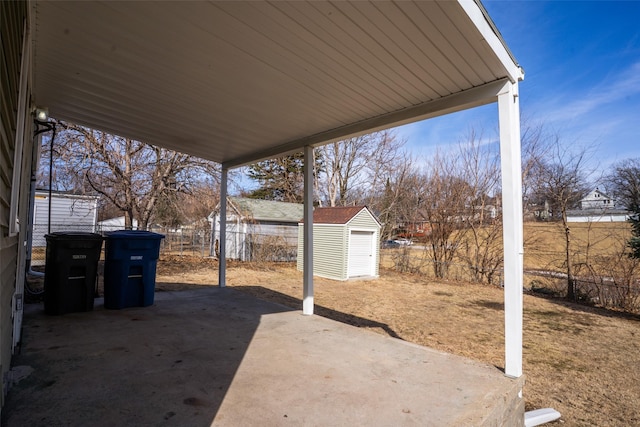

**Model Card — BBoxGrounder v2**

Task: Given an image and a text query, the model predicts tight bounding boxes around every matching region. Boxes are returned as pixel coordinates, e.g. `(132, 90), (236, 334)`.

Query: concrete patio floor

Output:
(3, 287), (524, 426)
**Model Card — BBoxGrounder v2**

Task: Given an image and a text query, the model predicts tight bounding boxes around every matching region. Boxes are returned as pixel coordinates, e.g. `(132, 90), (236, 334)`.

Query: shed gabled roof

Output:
(303, 206), (379, 226)
(225, 197), (304, 223)
(32, 1), (523, 168)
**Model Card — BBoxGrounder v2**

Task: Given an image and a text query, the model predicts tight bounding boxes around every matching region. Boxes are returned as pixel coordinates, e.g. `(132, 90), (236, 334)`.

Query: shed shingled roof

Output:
(301, 206), (379, 225)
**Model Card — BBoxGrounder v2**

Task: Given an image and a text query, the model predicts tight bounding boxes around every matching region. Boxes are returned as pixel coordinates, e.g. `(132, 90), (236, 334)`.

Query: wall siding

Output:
(32, 193), (99, 247)
(313, 225), (347, 280)
(0, 0), (28, 407)
(298, 224), (348, 280)
(346, 209), (380, 229)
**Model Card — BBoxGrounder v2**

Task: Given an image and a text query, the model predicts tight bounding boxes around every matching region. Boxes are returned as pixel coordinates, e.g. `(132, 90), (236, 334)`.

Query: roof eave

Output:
(465, 0), (525, 83)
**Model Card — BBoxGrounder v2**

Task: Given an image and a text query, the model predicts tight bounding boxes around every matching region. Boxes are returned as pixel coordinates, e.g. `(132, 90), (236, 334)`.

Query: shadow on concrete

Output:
(3, 287), (289, 426)
(233, 285), (404, 340)
(4, 286), (524, 426)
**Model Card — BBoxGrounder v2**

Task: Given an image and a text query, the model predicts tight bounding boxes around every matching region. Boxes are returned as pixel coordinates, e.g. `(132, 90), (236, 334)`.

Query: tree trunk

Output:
(563, 210), (576, 301)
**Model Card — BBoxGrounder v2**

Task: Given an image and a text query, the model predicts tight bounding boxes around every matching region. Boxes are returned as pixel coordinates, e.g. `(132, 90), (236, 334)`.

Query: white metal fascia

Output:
(460, 0), (525, 83)
(222, 78), (511, 169)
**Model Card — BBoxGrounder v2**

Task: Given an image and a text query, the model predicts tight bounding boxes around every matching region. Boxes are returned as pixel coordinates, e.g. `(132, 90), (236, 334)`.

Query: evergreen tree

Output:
(246, 154), (305, 203)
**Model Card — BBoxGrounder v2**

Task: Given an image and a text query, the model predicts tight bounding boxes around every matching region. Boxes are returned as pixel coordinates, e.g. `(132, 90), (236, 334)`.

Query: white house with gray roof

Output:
(208, 197), (303, 261)
(567, 188), (630, 223)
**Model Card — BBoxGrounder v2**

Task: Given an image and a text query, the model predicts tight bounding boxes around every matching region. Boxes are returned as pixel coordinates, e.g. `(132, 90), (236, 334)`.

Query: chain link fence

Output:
(30, 223), (99, 265)
(29, 221), (640, 313)
(30, 222), (298, 264)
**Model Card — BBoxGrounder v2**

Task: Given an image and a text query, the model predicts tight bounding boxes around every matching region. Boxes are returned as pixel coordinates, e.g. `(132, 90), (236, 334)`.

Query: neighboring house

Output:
(394, 219), (432, 241)
(297, 206), (381, 281)
(567, 188), (630, 223)
(580, 188), (615, 210)
(32, 190), (99, 248)
(526, 201), (551, 221)
(209, 197), (304, 261)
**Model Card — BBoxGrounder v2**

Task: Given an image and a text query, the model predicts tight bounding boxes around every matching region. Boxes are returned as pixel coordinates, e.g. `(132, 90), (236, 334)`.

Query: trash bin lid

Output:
(45, 231), (103, 240)
(105, 230), (165, 240)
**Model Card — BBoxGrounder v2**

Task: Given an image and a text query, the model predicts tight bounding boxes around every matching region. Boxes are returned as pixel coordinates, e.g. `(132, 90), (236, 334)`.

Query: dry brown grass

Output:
(380, 222), (632, 276)
(155, 256), (640, 426)
(524, 221), (632, 272)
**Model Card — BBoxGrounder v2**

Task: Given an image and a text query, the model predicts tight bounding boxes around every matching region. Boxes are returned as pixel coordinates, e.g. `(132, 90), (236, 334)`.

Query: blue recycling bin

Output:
(103, 230), (164, 309)
(44, 232), (103, 315)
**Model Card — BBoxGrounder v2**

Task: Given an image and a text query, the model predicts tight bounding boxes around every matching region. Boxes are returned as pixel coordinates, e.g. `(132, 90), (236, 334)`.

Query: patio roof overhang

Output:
(30, 0), (525, 379)
(31, 0), (523, 168)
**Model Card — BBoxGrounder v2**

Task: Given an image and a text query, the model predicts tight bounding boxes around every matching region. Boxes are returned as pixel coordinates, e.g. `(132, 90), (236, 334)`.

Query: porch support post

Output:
(218, 168), (228, 288)
(499, 81), (523, 378)
(303, 145), (314, 315)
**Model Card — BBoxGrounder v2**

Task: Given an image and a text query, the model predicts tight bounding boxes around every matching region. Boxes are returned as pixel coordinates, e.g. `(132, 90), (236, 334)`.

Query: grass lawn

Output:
(156, 256), (640, 427)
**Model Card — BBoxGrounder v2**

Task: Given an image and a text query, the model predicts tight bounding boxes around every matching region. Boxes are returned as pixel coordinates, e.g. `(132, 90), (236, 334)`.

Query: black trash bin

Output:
(44, 232), (104, 315)
(103, 230), (164, 309)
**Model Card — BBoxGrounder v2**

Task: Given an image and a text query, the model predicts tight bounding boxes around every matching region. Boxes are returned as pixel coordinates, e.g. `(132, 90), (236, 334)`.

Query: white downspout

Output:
(303, 145), (314, 315)
(218, 169), (228, 287)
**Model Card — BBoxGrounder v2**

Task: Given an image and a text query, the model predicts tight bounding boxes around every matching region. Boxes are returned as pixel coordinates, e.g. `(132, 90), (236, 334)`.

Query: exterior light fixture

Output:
(34, 107), (49, 122)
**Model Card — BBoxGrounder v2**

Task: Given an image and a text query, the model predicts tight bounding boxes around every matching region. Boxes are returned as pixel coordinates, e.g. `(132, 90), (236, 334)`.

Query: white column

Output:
(218, 168), (228, 288)
(499, 82), (523, 378)
(303, 145), (314, 315)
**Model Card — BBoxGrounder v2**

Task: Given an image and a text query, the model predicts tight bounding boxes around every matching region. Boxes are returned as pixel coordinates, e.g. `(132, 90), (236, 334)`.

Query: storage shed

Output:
(297, 206), (380, 281)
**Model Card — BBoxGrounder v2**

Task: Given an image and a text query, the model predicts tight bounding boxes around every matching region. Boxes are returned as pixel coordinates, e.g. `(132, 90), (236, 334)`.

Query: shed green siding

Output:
(298, 207), (380, 281)
(298, 225), (347, 280)
(346, 209), (380, 229)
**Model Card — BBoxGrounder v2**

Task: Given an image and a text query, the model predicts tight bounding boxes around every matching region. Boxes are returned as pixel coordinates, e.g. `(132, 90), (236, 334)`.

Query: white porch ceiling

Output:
(32, 0), (523, 168)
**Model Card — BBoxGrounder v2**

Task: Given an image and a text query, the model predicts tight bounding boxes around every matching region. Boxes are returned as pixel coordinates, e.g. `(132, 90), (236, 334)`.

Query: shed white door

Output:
(348, 230), (375, 277)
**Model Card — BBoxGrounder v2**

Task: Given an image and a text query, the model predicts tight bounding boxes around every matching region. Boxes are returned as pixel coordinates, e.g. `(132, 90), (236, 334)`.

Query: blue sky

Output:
(393, 1), (640, 168)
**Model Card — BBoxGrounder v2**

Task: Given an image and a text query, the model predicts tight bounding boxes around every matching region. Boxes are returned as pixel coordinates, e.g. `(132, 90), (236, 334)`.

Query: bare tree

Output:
(154, 179), (220, 229)
(530, 137), (592, 300)
(520, 120), (552, 218)
(605, 158), (640, 258)
(372, 152), (421, 240)
(605, 158), (640, 211)
(45, 122), (220, 230)
(417, 151), (473, 278)
(454, 130), (504, 284)
(316, 130), (406, 207)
